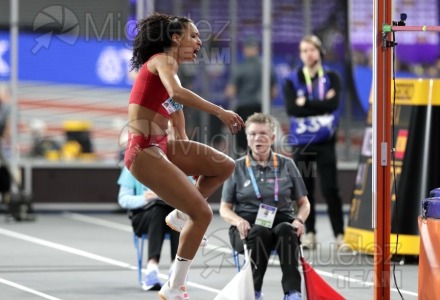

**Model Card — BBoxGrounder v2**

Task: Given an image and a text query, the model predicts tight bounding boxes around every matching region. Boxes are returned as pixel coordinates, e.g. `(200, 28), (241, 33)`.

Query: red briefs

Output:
(124, 132), (168, 169)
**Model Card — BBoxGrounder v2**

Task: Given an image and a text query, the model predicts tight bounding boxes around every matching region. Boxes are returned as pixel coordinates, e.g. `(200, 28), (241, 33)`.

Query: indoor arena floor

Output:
(0, 212), (419, 300)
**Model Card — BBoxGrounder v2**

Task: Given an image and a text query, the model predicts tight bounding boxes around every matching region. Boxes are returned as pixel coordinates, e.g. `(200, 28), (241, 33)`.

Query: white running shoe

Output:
(335, 234), (352, 252)
(302, 232), (316, 250)
(158, 281), (189, 300)
(165, 210), (208, 247)
(141, 268), (162, 291)
(165, 210), (188, 232)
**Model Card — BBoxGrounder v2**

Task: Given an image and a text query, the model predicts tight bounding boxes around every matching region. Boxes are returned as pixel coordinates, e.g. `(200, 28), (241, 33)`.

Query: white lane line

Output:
(0, 227), (133, 269)
(0, 277), (62, 300)
(64, 212), (224, 293)
(64, 212), (132, 232)
(64, 212), (234, 255)
(65, 213), (418, 298)
(0, 227), (220, 295)
(309, 268), (418, 297)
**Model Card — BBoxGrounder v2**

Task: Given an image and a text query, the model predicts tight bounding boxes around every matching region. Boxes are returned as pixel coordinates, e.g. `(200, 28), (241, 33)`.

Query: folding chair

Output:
(233, 248), (277, 272)
(132, 232), (170, 284)
(133, 232), (148, 284)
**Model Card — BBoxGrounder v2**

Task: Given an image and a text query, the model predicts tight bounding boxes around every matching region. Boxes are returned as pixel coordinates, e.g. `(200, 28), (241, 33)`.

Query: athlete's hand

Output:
(217, 108), (245, 134)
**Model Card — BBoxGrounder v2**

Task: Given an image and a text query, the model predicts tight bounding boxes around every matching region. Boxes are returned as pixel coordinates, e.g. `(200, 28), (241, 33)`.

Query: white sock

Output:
(169, 255), (192, 289)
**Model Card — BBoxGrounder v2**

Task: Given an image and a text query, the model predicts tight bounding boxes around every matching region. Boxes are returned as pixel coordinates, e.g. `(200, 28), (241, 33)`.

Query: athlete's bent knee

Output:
(222, 157), (235, 178)
(191, 204), (213, 228)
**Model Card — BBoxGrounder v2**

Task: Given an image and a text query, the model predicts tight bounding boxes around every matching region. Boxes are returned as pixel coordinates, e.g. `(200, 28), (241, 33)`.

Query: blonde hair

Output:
(245, 113), (275, 133)
(300, 35), (325, 56)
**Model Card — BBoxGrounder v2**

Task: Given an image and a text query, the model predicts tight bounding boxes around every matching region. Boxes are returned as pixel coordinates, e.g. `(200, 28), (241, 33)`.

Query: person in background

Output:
(117, 166), (180, 291)
(220, 113), (310, 300)
(225, 37), (278, 156)
(283, 35), (346, 251)
(126, 13), (244, 300)
(0, 84), (11, 203)
(0, 84), (10, 147)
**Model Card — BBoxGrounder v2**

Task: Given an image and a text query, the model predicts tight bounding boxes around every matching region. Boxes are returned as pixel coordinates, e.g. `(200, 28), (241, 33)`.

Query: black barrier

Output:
(345, 79), (440, 255)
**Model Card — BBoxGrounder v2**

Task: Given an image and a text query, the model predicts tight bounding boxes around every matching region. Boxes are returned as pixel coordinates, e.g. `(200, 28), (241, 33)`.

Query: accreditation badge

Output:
(255, 203), (277, 228)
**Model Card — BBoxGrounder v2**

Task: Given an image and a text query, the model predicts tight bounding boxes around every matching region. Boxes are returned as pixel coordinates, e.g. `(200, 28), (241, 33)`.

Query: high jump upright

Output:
(373, 1), (392, 299)
(374, 1), (440, 299)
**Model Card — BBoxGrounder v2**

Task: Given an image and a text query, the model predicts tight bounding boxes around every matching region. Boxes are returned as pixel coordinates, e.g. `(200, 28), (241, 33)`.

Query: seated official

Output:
(220, 113), (310, 300)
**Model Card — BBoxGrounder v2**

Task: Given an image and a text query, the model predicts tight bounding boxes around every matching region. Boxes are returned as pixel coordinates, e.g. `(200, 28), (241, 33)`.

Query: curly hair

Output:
(131, 13), (193, 70)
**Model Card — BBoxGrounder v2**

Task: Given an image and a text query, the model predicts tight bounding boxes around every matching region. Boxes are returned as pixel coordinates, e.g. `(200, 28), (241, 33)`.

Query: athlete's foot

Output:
(158, 281), (189, 300)
(165, 210), (208, 247)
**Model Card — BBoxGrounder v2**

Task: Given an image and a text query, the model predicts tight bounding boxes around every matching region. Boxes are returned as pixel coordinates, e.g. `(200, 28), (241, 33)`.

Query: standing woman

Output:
(283, 35), (345, 250)
(126, 13), (244, 300)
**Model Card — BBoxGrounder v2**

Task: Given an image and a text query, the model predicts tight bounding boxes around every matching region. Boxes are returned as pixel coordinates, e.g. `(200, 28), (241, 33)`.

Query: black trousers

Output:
(131, 204), (180, 263)
(229, 214), (301, 293)
(293, 137), (344, 236)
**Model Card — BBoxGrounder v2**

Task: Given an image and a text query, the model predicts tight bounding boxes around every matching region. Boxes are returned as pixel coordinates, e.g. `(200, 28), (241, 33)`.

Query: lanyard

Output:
(302, 66), (324, 100)
(245, 154), (279, 202)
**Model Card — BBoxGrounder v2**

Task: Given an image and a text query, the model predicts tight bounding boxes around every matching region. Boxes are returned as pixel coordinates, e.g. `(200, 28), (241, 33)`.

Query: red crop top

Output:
(129, 54), (171, 118)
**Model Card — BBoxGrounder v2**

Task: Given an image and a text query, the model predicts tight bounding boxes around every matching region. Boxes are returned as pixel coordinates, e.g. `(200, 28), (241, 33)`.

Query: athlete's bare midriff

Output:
(128, 104), (169, 136)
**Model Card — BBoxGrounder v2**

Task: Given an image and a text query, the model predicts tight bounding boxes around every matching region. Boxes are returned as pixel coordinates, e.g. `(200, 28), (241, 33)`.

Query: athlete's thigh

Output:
(167, 140), (231, 176)
(129, 146), (206, 212)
